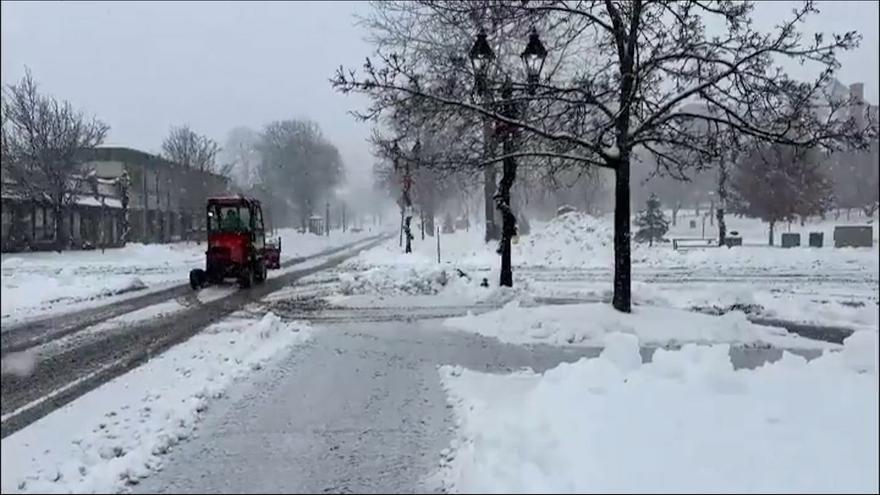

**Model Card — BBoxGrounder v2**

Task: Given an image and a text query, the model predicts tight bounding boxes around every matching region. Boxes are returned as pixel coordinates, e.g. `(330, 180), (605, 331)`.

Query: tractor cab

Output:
(189, 195), (281, 289)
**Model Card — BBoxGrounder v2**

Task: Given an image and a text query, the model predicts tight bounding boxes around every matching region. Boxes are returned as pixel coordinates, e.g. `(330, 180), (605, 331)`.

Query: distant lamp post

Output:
(520, 27), (547, 91)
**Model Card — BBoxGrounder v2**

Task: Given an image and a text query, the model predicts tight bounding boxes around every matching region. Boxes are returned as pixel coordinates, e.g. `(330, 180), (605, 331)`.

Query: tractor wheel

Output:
(189, 269), (205, 290)
(254, 260), (267, 284)
(238, 267), (253, 288)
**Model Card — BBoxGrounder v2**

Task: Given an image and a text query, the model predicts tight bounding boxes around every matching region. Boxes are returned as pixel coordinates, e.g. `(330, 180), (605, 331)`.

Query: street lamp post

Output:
(393, 140), (417, 253)
(469, 27), (547, 287)
(470, 29), (500, 244)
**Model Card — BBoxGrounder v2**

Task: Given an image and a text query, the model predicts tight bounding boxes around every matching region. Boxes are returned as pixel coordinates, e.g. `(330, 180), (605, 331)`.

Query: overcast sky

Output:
(2, 0), (878, 181)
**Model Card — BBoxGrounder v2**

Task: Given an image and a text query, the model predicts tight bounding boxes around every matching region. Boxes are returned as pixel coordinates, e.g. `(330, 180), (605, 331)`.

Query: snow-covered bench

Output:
(672, 237), (716, 250)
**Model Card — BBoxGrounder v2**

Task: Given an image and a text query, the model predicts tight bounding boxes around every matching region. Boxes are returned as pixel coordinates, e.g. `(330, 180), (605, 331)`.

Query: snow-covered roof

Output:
(75, 195), (123, 209)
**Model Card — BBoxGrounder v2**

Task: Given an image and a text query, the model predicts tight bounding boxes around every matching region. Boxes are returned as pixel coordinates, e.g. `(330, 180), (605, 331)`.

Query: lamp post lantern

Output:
(520, 27), (547, 91)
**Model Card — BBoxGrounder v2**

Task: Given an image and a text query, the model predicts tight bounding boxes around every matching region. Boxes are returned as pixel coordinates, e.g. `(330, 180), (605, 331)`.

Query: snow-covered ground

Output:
(1, 229), (374, 324)
(438, 330), (879, 494)
(334, 212), (879, 332)
(0, 311), (313, 494)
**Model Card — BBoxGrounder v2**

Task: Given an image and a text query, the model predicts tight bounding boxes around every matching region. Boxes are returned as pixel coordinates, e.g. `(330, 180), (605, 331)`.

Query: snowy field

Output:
(0, 311), (313, 494)
(438, 331), (878, 494)
(334, 211), (879, 332)
(1, 229), (375, 325)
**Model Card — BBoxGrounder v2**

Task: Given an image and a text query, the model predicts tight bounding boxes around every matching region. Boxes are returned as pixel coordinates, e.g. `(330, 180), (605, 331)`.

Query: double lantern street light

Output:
(469, 27), (547, 96)
(468, 27), (547, 287)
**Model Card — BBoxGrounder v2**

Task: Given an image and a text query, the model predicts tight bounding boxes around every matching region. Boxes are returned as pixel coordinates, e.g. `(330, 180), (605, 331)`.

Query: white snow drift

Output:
(444, 301), (836, 350)
(439, 330), (879, 494)
(0, 312), (312, 494)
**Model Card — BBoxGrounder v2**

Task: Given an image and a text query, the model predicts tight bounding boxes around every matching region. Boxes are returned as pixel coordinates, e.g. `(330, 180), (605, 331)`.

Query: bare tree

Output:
(831, 140), (880, 218)
(161, 125), (224, 174)
(220, 126), (261, 188)
(257, 119), (345, 232)
(1, 69), (109, 251)
(333, 0), (874, 312)
(730, 143), (833, 245)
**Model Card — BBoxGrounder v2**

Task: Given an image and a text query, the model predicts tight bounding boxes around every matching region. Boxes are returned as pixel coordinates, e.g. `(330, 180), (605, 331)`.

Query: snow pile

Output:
(444, 301), (835, 349)
(0, 312), (312, 494)
(338, 265), (458, 296)
(1, 243), (202, 322)
(335, 229), (498, 299)
(516, 212), (614, 267)
(438, 331), (879, 493)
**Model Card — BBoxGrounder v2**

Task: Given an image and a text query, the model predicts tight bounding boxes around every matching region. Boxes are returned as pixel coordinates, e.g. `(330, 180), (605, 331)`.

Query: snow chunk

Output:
(599, 332), (641, 372)
(0, 350), (36, 377)
(841, 330), (878, 373)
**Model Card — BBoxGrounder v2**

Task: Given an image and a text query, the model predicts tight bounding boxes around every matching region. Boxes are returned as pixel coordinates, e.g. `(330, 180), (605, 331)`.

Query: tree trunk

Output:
(612, 161), (632, 313)
(496, 138), (516, 288)
(425, 197), (435, 237)
(483, 117), (499, 243)
(404, 214), (412, 253)
(403, 164), (413, 253)
(672, 206), (678, 226)
(717, 207), (726, 246)
(768, 221), (775, 246)
(53, 203), (66, 252)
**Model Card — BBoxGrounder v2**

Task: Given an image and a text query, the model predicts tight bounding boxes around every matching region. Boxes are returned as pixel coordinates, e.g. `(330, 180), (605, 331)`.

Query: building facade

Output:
(1, 147), (230, 252)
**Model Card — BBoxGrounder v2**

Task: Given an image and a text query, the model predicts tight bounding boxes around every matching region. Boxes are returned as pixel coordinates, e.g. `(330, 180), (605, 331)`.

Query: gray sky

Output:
(2, 0), (878, 181)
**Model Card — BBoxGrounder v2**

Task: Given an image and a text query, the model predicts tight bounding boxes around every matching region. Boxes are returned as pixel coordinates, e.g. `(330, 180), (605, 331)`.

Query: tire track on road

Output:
(0, 234), (391, 438)
(0, 235), (385, 356)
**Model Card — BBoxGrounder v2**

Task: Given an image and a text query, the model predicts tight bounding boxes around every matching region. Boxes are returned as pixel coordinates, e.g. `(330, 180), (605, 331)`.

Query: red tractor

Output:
(189, 195), (281, 289)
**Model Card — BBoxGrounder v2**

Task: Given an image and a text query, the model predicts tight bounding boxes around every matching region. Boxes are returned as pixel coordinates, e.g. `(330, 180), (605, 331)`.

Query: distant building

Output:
(1, 146), (230, 252)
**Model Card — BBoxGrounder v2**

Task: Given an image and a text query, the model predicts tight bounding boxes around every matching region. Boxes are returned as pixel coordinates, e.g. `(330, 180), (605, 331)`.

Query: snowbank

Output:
(438, 331), (879, 493)
(0, 312), (312, 494)
(1, 243), (203, 322)
(515, 212), (614, 267)
(1, 230), (376, 323)
(444, 301), (835, 349)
